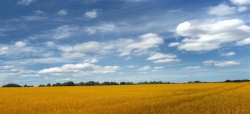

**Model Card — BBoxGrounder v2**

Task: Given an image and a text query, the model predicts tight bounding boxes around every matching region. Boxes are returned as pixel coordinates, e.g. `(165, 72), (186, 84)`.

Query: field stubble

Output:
(0, 83), (249, 114)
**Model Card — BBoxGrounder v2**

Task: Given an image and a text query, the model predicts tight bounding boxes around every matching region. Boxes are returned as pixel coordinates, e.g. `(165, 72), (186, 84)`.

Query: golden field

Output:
(0, 83), (249, 114)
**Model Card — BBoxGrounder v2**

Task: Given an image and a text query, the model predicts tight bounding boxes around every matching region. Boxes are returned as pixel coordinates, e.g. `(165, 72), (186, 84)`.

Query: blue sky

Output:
(1, 0), (250, 85)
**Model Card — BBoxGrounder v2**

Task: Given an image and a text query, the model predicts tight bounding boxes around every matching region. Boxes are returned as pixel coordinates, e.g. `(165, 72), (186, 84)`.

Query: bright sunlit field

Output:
(0, 83), (250, 114)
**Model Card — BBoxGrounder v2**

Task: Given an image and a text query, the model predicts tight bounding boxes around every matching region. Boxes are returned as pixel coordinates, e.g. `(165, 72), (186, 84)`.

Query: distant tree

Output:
(46, 83), (51, 87)
(23, 84), (33, 87)
(38, 84), (46, 87)
(102, 81), (118, 85)
(194, 81), (201, 83)
(77, 82), (85, 86)
(2, 83), (22, 87)
(120, 82), (126, 85)
(63, 81), (75, 86)
(120, 82), (134, 85)
(225, 80), (231, 82)
(52, 83), (62, 86)
(85, 81), (99, 86)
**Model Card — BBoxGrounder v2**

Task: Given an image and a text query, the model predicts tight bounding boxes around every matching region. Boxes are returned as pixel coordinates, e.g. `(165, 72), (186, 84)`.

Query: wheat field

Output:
(0, 83), (249, 114)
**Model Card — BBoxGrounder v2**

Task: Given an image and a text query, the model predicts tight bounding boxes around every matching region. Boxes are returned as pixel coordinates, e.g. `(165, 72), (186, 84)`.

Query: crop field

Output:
(0, 83), (249, 114)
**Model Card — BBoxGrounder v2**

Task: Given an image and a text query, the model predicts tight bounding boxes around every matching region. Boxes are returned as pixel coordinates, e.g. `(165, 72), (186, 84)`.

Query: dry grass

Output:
(0, 83), (249, 114)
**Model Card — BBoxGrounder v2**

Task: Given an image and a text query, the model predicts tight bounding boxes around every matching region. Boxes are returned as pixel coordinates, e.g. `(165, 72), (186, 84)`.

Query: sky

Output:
(0, 0), (250, 85)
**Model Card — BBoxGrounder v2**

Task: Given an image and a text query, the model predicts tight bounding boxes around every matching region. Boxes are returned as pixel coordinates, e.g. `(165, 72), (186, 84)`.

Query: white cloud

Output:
(203, 60), (240, 67)
(72, 33), (163, 56)
(154, 66), (164, 70)
(3, 57), (74, 66)
(236, 37), (250, 46)
(147, 53), (176, 60)
(57, 45), (73, 52)
(23, 16), (46, 21)
(152, 66), (164, 71)
(153, 59), (180, 64)
(56, 78), (74, 82)
(0, 65), (39, 78)
(52, 25), (79, 39)
(61, 53), (85, 58)
(230, 0), (250, 5)
(220, 52), (236, 57)
(84, 23), (116, 34)
(127, 65), (136, 68)
(44, 41), (55, 47)
(117, 33), (164, 56)
(0, 46), (9, 55)
(183, 66), (201, 70)
(57, 9), (68, 16)
(237, 6), (248, 12)
(15, 41), (26, 47)
(208, 4), (237, 16)
(74, 41), (103, 53)
(203, 60), (216, 66)
(173, 19), (250, 51)
(0, 42), (56, 59)
(30, 25), (80, 39)
(168, 42), (180, 47)
(215, 61), (240, 67)
(23, 10), (46, 21)
(39, 61), (120, 76)
(39, 67), (62, 74)
(83, 58), (98, 63)
(18, 0), (35, 5)
(138, 66), (151, 71)
(147, 53), (180, 64)
(84, 9), (99, 18)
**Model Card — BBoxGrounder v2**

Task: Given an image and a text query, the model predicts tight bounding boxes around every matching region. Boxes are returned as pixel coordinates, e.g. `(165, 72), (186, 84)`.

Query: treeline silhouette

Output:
(2, 79), (250, 87)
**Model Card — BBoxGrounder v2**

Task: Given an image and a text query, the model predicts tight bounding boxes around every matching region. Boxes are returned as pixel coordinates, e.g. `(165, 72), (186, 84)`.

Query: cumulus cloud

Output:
(2, 33), (163, 68)
(61, 53), (85, 58)
(172, 19), (250, 51)
(147, 53), (180, 64)
(52, 25), (79, 39)
(220, 52), (236, 57)
(138, 66), (151, 71)
(84, 23), (116, 34)
(0, 65), (39, 78)
(230, 0), (250, 5)
(237, 6), (248, 12)
(39, 60), (120, 76)
(0, 41), (55, 59)
(207, 4), (237, 16)
(203, 60), (240, 67)
(168, 42), (180, 47)
(183, 66), (201, 70)
(84, 9), (99, 18)
(0, 46), (9, 55)
(18, 0), (35, 5)
(57, 9), (68, 16)
(56, 78), (74, 82)
(116, 33), (164, 56)
(30, 25), (80, 39)
(74, 41), (103, 53)
(72, 33), (163, 56)
(83, 58), (98, 63)
(127, 65), (136, 68)
(152, 66), (164, 71)
(15, 41), (26, 47)
(236, 37), (250, 46)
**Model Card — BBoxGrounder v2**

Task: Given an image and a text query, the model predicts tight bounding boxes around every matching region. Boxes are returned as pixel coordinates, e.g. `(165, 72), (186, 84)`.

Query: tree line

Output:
(2, 79), (250, 87)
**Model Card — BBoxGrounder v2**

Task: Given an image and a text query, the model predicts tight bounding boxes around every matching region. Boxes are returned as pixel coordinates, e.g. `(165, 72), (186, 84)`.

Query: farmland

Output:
(0, 83), (249, 114)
